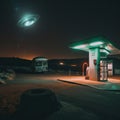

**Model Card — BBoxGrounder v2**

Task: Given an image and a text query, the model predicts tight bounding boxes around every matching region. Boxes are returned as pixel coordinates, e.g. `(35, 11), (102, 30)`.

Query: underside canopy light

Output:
(89, 41), (104, 47)
(71, 41), (105, 50)
(100, 49), (110, 55)
(72, 44), (87, 49)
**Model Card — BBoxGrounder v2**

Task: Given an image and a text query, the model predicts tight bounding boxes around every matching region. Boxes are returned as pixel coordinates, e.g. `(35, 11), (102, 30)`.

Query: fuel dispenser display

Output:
(100, 60), (108, 81)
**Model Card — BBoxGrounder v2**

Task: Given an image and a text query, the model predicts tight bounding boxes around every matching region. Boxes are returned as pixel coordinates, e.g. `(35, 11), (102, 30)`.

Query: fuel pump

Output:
(100, 60), (108, 81)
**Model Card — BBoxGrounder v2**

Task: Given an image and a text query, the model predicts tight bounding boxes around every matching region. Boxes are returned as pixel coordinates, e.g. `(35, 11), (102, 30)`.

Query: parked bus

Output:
(32, 57), (48, 73)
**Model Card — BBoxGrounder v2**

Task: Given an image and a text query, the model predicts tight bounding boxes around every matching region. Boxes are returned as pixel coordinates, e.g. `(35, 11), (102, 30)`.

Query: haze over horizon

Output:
(0, 0), (120, 60)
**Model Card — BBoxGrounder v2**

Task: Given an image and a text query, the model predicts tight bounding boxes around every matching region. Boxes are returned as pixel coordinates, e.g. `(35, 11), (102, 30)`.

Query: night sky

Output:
(0, 0), (120, 60)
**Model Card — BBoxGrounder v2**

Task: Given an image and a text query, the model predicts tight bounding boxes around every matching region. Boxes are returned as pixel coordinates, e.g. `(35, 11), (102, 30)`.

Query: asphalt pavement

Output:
(1, 73), (120, 120)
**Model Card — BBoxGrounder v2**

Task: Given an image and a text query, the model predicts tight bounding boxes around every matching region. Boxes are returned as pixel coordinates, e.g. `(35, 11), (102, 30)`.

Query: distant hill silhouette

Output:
(0, 57), (89, 74)
(0, 57), (31, 67)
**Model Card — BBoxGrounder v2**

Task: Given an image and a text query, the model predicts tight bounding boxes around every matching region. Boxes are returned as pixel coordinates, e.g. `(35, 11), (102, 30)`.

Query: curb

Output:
(57, 79), (94, 88)
(57, 79), (120, 91)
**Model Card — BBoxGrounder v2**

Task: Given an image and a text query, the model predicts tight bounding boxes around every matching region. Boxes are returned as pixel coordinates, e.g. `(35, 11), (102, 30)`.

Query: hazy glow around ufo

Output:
(18, 14), (40, 27)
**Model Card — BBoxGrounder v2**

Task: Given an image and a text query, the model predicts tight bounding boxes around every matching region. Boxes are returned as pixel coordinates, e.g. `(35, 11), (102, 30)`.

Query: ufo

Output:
(17, 14), (40, 27)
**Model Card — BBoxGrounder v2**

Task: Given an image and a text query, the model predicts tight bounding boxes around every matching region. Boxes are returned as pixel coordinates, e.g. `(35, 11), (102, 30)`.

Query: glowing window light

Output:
(71, 64), (77, 67)
(72, 44), (87, 49)
(59, 62), (64, 65)
(89, 41), (104, 46)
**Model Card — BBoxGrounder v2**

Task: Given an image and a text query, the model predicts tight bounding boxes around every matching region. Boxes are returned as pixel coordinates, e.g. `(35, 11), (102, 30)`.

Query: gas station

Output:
(70, 36), (120, 81)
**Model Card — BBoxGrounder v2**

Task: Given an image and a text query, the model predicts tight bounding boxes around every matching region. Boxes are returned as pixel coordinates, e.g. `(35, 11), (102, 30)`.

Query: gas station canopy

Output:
(70, 36), (120, 56)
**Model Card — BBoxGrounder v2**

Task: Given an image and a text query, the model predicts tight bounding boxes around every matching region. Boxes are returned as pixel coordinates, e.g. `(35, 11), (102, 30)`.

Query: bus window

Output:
(35, 61), (42, 66)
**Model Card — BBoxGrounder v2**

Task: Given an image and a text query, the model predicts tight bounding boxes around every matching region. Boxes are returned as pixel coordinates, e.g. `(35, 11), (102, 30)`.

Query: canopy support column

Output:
(89, 47), (100, 81)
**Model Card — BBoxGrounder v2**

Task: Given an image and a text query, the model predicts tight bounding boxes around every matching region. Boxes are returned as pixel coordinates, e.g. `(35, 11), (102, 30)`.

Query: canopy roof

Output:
(70, 36), (120, 55)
